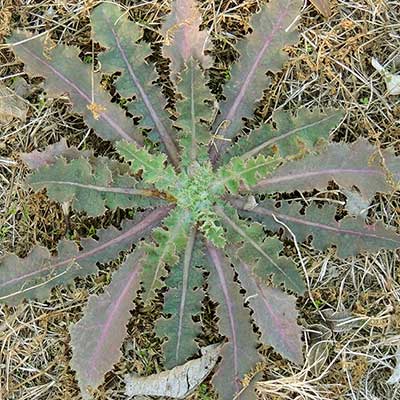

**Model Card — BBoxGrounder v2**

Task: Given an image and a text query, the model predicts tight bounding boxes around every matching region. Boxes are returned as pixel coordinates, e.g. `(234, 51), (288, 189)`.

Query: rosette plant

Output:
(2, 0), (400, 398)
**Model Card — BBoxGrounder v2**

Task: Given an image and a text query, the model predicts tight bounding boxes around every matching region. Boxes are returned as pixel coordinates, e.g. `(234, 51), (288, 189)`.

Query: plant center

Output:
(170, 163), (225, 246)
(171, 163), (218, 219)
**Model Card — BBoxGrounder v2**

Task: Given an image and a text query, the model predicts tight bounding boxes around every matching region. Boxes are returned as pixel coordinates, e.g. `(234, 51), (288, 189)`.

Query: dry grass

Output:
(0, 0), (400, 399)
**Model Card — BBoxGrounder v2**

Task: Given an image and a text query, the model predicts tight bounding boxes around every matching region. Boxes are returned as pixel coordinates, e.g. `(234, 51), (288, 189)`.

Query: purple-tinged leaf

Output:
(20, 139), (92, 170)
(223, 108), (343, 163)
(8, 32), (144, 146)
(155, 229), (204, 368)
(232, 197), (400, 258)
(210, 0), (302, 163)
(27, 156), (165, 216)
(251, 139), (399, 199)
(215, 205), (305, 294)
(234, 257), (303, 364)
(91, 3), (179, 167)
(161, 0), (212, 77)
(0, 207), (172, 305)
(70, 250), (145, 399)
(204, 243), (261, 400)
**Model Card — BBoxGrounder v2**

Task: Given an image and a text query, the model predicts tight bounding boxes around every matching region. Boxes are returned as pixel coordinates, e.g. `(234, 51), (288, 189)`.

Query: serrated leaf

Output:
(124, 344), (221, 398)
(215, 205), (305, 294)
(155, 229), (204, 368)
(141, 208), (192, 304)
(0, 207), (171, 305)
(225, 108), (343, 162)
(233, 257), (303, 364)
(210, 0), (302, 163)
(161, 0), (212, 77)
(175, 58), (214, 168)
(116, 140), (177, 192)
(70, 250), (145, 399)
(8, 31), (143, 146)
(233, 197), (400, 258)
(214, 154), (280, 193)
(20, 139), (92, 170)
(91, 3), (179, 166)
(204, 243), (261, 400)
(27, 156), (164, 216)
(251, 139), (400, 199)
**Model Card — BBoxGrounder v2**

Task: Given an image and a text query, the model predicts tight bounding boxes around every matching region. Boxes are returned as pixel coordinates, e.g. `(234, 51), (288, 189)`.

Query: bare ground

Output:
(0, 0), (400, 399)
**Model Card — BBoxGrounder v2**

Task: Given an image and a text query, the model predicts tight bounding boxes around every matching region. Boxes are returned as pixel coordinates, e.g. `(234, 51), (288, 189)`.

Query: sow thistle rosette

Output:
(2, 0), (400, 398)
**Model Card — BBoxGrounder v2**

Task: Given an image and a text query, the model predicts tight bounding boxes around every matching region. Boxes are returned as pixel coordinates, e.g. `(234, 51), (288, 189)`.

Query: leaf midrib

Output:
(105, 16), (179, 167)
(240, 113), (338, 160)
(18, 44), (138, 144)
(32, 180), (155, 197)
(206, 244), (240, 393)
(87, 251), (143, 372)
(234, 199), (400, 244)
(215, 205), (302, 291)
(0, 207), (171, 294)
(211, 0), (291, 160)
(175, 228), (196, 361)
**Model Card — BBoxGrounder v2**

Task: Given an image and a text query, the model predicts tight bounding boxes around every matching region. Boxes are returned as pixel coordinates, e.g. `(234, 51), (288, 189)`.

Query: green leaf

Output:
(233, 257), (303, 364)
(204, 243), (261, 400)
(161, 0), (212, 77)
(91, 3), (179, 167)
(155, 229), (204, 368)
(214, 154), (280, 193)
(210, 0), (302, 163)
(251, 139), (400, 199)
(141, 208), (192, 304)
(70, 249), (145, 399)
(0, 207), (171, 305)
(233, 197), (400, 258)
(8, 31), (143, 146)
(225, 108), (343, 162)
(27, 156), (164, 216)
(175, 58), (214, 168)
(215, 205), (305, 294)
(116, 141), (177, 192)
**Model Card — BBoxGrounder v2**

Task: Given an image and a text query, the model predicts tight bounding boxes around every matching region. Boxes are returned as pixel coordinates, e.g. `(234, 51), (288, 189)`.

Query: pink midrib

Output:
(107, 20), (179, 167)
(225, 7), (290, 124)
(240, 260), (299, 358)
(208, 245), (240, 392)
(176, 229), (196, 361)
(87, 259), (142, 373)
(254, 167), (384, 189)
(19, 45), (136, 143)
(0, 207), (171, 291)
(236, 200), (399, 244)
(213, 0), (291, 162)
